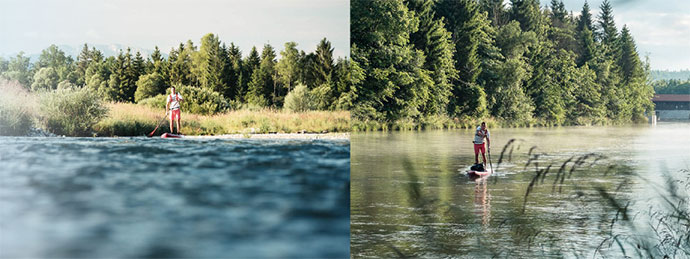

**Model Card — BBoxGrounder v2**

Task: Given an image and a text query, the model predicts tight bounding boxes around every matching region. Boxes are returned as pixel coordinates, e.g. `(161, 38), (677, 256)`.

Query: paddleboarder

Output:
(166, 86), (184, 134)
(473, 122), (491, 167)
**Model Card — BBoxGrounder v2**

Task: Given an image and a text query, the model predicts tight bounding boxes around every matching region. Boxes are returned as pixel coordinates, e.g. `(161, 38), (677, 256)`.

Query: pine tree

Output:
(510, 0), (544, 34)
(479, 0), (506, 26)
(351, 0), (432, 122)
(197, 33), (226, 94)
(246, 44), (277, 107)
(133, 51), (146, 79)
(241, 46), (261, 103)
(312, 38), (335, 87)
(597, 0), (618, 48)
(576, 26), (596, 66)
(407, 0), (456, 116)
(76, 44), (92, 86)
(436, 0), (490, 117)
(576, 1), (593, 32)
(225, 43), (243, 101)
(549, 0), (567, 25)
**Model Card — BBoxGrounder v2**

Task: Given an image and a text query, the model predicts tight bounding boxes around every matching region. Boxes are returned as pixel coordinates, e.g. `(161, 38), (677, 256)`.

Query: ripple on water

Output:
(0, 136), (350, 258)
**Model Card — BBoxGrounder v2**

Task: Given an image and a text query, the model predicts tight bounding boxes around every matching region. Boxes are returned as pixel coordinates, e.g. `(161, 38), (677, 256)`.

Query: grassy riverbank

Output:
(95, 103), (350, 136)
(351, 115), (641, 131)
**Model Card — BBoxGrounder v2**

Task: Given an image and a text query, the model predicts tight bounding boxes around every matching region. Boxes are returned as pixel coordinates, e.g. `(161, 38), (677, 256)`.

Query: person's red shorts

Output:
(474, 143), (486, 154)
(170, 109), (181, 121)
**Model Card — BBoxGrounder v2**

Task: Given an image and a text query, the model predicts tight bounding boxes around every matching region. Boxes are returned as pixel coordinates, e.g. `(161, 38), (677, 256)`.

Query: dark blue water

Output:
(0, 137), (350, 258)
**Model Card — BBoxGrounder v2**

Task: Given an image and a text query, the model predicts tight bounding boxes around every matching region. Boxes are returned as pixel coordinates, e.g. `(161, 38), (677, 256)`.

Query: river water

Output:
(0, 137), (350, 258)
(351, 122), (689, 258)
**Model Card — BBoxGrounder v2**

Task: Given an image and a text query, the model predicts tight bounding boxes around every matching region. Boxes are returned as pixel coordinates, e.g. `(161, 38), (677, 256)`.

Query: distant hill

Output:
(2, 43), (168, 62)
(650, 70), (690, 81)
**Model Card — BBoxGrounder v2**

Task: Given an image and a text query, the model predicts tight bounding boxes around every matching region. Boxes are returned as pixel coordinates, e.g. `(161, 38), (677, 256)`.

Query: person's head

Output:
(481, 122), (486, 129)
(170, 86), (176, 94)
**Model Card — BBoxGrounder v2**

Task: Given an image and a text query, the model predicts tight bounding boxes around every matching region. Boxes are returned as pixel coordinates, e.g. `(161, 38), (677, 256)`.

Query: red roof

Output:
(652, 94), (690, 102)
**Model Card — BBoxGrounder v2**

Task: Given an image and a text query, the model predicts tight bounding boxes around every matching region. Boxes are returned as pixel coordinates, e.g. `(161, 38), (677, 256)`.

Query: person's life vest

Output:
(168, 93), (182, 110)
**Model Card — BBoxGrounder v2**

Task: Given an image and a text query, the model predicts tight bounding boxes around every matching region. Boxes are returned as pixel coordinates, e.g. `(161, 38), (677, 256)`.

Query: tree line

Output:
(0, 34), (353, 112)
(351, 0), (655, 126)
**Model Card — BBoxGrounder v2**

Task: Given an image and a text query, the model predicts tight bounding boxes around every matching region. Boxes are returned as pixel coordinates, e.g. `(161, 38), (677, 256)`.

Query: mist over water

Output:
(351, 122), (690, 258)
(0, 137), (350, 258)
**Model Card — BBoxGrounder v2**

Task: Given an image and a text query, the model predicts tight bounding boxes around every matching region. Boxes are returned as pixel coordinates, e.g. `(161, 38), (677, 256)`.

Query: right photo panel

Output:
(350, 0), (690, 258)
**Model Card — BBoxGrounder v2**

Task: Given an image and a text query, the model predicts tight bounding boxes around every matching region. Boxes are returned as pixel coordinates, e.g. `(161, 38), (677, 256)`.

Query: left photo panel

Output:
(0, 0), (351, 258)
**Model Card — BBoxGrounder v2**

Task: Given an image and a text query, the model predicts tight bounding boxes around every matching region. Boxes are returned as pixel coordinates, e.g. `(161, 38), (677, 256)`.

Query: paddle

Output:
(488, 146), (493, 173)
(147, 111), (168, 137)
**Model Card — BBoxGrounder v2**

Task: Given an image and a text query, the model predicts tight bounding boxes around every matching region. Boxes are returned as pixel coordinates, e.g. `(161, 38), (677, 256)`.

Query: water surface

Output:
(351, 123), (689, 258)
(0, 137), (350, 258)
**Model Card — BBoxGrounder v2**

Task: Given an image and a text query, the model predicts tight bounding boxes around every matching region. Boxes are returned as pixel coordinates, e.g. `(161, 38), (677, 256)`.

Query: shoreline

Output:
(184, 132), (350, 140)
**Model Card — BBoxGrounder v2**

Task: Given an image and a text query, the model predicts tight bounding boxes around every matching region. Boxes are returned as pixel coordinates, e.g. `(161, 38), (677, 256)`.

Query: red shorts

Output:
(474, 143), (486, 154)
(170, 109), (181, 121)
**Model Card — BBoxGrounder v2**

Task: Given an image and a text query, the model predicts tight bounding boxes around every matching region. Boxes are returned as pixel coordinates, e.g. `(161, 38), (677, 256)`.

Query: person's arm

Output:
(165, 95), (170, 111)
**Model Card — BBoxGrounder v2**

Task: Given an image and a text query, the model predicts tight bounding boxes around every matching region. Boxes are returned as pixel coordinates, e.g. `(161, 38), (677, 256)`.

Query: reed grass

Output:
(0, 79), (36, 135)
(94, 102), (350, 136)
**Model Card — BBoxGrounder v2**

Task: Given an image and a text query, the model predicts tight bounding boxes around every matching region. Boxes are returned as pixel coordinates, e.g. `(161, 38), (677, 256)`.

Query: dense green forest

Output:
(0, 34), (353, 114)
(351, 0), (654, 128)
(652, 79), (690, 95)
(651, 70), (690, 81)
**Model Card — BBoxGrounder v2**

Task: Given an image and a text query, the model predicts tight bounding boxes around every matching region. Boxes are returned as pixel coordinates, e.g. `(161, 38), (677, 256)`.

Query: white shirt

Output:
(473, 126), (489, 144)
(168, 93), (183, 110)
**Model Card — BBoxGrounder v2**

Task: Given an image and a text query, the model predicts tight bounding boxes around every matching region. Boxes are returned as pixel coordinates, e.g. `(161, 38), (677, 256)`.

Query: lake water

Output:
(0, 137), (350, 258)
(351, 122), (690, 258)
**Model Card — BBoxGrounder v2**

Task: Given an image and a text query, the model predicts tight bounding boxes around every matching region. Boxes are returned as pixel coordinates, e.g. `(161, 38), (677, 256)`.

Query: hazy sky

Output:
(1, 0), (687, 70)
(0, 0), (350, 59)
(546, 0), (690, 70)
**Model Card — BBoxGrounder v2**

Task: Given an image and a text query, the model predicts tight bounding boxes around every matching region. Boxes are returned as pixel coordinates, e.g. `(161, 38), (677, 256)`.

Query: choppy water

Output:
(351, 122), (690, 258)
(0, 137), (350, 258)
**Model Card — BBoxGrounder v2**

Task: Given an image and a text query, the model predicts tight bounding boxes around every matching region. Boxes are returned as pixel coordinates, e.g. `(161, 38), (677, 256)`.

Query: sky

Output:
(543, 0), (690, 70)
(0, 0), (350, 59)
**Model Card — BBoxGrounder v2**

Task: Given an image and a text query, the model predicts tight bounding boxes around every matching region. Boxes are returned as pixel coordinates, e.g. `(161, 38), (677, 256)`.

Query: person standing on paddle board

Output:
(166, 86), (184, 134)
(473, 122), (491, 166)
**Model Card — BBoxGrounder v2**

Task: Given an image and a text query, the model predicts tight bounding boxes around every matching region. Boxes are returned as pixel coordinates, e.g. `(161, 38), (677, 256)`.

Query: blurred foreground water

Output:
(0, 137), (350, 258)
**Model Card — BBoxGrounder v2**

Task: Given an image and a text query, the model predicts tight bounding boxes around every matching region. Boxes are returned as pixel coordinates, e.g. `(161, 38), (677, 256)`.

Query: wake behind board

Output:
(161, 133), (184, 138)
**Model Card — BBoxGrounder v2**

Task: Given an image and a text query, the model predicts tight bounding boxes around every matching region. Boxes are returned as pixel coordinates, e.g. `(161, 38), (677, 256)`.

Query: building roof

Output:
(652, 94), (690, 102)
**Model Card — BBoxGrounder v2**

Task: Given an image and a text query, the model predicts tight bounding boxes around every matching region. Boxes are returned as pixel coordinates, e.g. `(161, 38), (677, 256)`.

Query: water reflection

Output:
(472, 176), (491, 228)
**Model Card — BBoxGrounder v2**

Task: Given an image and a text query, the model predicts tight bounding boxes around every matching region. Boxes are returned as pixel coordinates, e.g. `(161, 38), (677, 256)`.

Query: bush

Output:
(134, 72), (166, 103)
(39, 87), (108, 136)
(175, 84), (230, 115)
(31, 67), (59, 91)
(284, 84), (314, 112)
(310, 83), (333, 110)
(0, 79), (36, 135)
(138, 94), (168, 110)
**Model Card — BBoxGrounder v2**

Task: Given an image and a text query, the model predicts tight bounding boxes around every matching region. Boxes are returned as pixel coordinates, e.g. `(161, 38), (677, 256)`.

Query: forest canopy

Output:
(0, 34), (353, 114)
(351, 0), (655, 127)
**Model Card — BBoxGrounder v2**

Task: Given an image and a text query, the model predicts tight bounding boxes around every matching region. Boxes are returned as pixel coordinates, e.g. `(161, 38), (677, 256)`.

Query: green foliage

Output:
(134, 72), (167, 103)
(39, 87), (108, 136)
(31, 67), (59, 91)
(351, 0), (652, 129)
(246, 44), (278, 107)
(653, 79), (690, 94)
(277, 42), (300, 91)
(284, 84), (314, 112)
(138, 94), (168, 110)
(1, 52), (33, 88)
(175, 85), (230, 115)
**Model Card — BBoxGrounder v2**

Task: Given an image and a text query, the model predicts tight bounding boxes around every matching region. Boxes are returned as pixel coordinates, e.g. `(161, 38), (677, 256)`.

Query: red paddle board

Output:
(161, 133), (183, 138)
